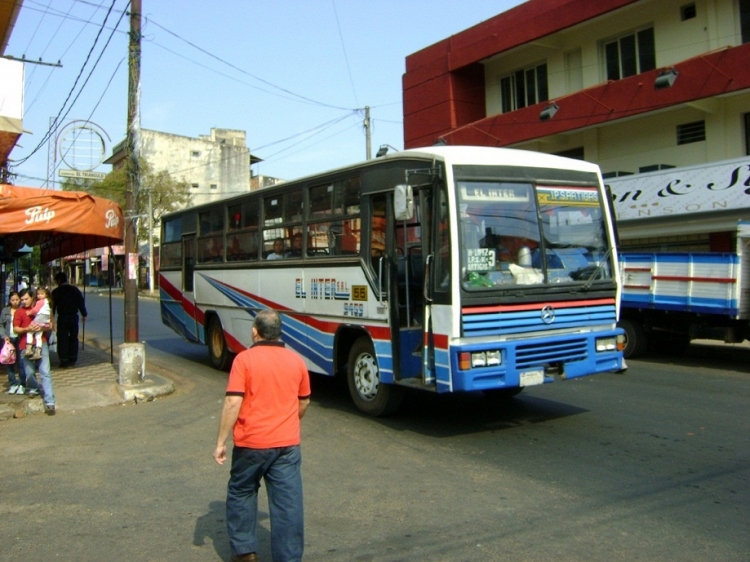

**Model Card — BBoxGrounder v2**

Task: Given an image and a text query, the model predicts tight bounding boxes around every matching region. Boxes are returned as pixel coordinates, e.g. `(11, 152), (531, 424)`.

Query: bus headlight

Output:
(596, 336), (617, 352)
(459, 350), (502, 369)
(486, 350), (501, 366)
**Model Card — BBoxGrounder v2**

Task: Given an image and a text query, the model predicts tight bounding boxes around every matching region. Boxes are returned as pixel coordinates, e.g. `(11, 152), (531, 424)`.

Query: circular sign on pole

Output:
(57, 120), (111, 172)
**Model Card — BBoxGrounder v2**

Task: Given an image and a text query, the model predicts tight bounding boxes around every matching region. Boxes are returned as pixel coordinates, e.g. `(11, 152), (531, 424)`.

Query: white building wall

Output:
(140, 128), (250, 208)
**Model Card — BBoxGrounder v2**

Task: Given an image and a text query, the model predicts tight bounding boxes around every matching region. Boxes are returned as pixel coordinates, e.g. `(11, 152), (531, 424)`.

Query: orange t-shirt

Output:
(226, 340), (311, 449)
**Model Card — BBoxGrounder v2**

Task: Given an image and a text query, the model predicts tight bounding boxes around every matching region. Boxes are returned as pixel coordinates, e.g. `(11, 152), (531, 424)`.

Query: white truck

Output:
(618, 222), (750, 358)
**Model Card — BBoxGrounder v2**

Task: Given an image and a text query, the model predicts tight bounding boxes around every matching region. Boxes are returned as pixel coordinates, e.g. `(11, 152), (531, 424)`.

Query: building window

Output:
(191, 183), (199, 189)
(191, 151), (201, 157)
(499, 63), (548, 113)
(676, 121), (706, 145)
(604, 27), (656, 81)
(742, 0), (750, 43)
(680, 3), (696, 21)
(210, 184), (218, 190)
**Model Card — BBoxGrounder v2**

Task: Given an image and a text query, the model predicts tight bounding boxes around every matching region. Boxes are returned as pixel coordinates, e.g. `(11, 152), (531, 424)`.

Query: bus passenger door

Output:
(181, 235), (201, 342)
(419, 188), (436, 386)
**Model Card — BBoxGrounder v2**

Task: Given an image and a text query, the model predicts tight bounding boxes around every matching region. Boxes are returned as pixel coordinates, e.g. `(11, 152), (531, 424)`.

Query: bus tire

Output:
(619, 318), (648, 359)
(207, 316), (233, 371)
(347, 337), (403, 417)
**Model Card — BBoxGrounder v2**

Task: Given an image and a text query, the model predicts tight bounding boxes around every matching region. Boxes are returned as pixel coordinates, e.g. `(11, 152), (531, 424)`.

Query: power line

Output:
(13, 0), (127, 166)
(145, 17), (356, 111)
(330, 0), (358, 107)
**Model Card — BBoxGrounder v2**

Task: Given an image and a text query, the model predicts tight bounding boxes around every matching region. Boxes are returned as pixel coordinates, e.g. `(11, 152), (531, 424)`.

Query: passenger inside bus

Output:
(227, 236), (246, 261)
(285, 232), (304, 258)
(206, 238), (224, 262)
(266, 238), (285, 260)
(480, 229), (538, 268)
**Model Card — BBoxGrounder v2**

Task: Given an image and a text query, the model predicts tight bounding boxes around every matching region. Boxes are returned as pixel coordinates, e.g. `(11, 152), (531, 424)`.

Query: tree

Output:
(61, 160), (191, 246)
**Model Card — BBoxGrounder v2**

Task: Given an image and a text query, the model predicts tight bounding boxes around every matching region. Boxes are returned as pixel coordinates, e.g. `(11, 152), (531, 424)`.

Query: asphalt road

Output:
(1, 292), (748, 561)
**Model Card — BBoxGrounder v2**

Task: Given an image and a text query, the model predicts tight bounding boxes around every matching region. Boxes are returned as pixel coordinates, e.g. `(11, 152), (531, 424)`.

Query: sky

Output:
(6, 0), (525, 189)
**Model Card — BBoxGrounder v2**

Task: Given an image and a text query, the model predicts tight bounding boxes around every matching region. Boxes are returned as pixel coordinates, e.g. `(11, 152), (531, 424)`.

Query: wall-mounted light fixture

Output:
(655, 68), (678, 89)
(376, 144), (400, 157)
(539, 102), (559, 121)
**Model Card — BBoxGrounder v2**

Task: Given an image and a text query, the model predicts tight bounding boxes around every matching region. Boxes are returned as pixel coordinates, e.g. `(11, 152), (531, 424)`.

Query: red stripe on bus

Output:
(463, 298), (615, 314)
(423, 332), (449, 349)
(218, 280), (392, 340)
(651, 276), (736, 283)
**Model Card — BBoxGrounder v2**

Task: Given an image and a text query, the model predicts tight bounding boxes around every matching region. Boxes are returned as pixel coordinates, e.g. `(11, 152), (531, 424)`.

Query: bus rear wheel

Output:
(207, 316), (233, 371)
(347, 337), (403, 417)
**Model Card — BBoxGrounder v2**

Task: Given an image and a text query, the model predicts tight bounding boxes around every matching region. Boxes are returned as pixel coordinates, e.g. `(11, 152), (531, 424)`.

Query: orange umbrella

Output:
(0, 184), (124, 262)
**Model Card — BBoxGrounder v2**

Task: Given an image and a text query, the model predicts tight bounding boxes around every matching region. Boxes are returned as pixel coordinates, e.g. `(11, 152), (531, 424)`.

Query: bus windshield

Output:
(458, 180), (611, 290)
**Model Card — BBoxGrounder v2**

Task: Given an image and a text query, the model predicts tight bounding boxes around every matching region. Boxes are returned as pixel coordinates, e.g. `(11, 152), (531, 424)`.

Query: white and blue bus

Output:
(159, 146), (625, 415)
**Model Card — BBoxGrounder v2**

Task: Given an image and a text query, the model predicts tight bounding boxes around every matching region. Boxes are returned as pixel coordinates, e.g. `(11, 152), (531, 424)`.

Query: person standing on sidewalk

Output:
(14, 288), (55, 415)
(51, 272), (87, 368)
(213, 308), (311, 562)
(1, 291), (24, 394)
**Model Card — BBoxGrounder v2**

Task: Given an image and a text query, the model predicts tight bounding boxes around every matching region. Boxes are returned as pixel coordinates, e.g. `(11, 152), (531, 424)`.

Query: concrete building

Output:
(106, 128), (260, 207)
(403, 0), (750, 251)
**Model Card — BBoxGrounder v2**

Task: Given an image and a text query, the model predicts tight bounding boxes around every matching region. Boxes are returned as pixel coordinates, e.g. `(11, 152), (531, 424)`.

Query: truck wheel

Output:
(207, 316), (233, 371)
(347, 337), (403, 416)
(619, 319), (648, 358)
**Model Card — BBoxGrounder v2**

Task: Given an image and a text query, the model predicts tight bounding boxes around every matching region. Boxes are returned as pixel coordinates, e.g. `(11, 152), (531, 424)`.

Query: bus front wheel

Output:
(207, 316), (233, 371)
(347, 337), (403, 417)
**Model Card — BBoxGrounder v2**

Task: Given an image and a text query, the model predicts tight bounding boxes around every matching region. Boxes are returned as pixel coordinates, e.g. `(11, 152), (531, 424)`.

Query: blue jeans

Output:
(5, 337), (22, 386)
(226, 445), (304, 562)
(22, 342), (54, 407)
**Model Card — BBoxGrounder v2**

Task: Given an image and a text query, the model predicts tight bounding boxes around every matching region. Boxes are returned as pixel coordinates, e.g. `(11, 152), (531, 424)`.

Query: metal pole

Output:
(364, 106), (371, 160)
(108, 248), (114, 364)
(81, 273), (86, 350)
(124, 0), (141, 343)
(148, 189), (154, 294)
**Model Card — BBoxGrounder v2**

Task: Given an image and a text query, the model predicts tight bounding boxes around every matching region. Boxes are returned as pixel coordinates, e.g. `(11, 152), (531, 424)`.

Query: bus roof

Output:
(396, 145), (602, 174)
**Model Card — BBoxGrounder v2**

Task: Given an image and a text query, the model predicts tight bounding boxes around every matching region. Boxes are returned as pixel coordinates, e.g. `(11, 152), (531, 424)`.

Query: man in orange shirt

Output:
(213, 309), (311, 562)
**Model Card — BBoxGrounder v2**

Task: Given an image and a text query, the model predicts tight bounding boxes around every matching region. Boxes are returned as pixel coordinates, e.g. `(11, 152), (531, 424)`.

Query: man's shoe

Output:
(44, 404), (56, 416)
(27, 389), (40, 397)
(14, 385), (25, 395)
(230, 554), (259, 562)
(8, 384), (18, 394)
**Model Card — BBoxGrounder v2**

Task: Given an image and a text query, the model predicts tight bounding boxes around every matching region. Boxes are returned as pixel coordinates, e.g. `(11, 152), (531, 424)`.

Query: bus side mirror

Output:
(394, 184), (414, 221)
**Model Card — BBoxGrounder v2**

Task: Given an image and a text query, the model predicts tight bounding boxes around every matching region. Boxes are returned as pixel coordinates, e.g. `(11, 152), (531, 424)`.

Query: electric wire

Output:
(25, 3), (104, 113)
(13, 0), (128, 167)
(146, 17), (355, 112)
(330, 0), (358, 107)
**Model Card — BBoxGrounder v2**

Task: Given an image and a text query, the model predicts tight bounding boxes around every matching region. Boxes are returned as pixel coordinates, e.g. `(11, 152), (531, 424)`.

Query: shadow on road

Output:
(639, 341), (750, 374)
(308, 373), (589, 438)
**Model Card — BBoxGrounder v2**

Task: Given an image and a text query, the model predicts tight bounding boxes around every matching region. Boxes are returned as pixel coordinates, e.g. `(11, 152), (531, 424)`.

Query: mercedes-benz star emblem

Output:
(541, 305), (556, 324)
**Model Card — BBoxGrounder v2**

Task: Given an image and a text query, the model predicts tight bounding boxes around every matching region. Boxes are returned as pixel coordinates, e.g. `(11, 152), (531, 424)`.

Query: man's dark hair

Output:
(19, 288), (35, 299)
(254, 309), (282, 340)
(54, 272), (68, 284)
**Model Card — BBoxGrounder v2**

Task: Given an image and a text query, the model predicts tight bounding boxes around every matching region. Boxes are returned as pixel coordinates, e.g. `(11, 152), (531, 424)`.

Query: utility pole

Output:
(148, 189), (154, 294)
(124, 0), (141, 343)
(364, 106), (371, 160)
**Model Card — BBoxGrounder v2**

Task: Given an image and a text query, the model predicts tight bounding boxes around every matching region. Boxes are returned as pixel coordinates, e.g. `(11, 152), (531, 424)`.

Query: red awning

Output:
(0, 184), (124, 262)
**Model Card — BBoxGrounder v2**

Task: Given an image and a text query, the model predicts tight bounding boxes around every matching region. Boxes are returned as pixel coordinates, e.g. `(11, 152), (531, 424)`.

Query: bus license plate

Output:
(520, 369), (544, 387)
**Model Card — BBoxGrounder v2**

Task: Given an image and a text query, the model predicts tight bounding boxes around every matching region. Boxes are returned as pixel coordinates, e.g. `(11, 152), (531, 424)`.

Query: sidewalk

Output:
(0, 342), (174, 421)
